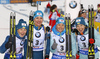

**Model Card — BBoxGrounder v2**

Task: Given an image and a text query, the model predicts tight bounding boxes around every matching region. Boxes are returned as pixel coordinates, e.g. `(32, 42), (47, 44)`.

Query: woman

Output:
(49, 4), (60, 31)
(0, 19), (27, 59)
(71, 9), (88, 33)
(24, 10), (50, 59)
(72, 17), (100, 59)
(50, 17), (76, 59)
(78, 9), (88, 24)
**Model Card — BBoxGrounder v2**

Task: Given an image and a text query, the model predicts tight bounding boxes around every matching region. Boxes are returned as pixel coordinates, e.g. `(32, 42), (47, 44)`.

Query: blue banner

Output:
(0, 0), (10, 4)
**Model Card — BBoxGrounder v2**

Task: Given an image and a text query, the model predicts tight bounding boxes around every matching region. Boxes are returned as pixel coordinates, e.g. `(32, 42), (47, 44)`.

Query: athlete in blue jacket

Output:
(24, 10), (50, 59)
(0, 19), (27, 59)
(72, 17), (100, 59)
(50, 17), (76, 59)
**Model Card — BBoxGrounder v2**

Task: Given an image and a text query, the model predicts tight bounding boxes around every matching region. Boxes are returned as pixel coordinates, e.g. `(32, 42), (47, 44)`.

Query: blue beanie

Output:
(56, 17), (65, 25)
(16, 19), (27, 30)
(33, 10), (43, 19)
(75, 17), (86, 26)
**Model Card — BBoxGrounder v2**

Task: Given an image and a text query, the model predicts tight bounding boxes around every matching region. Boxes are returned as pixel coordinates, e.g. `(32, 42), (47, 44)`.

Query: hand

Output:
(76, 54), (79, 59)
(5, 38), (12, 49)
(45, 55), (49, 59)
(51, 39), (58, 50)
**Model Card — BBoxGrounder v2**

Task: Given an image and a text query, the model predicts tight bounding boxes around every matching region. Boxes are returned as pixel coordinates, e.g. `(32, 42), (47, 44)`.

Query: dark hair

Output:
(50, 4), (57, 12)
(78, 10), (81, 17)
(97, 4), (100, 7)
(78, 9), (86, 17)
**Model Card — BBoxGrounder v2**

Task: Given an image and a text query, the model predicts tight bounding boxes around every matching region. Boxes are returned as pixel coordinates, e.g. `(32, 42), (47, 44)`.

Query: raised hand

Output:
(52, 39), (58, 50)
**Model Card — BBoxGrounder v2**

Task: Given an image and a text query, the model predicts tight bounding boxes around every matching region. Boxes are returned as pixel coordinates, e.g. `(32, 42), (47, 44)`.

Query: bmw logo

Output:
(59, 37), (64, 43)
(20, 40), (24, 46)
(35, 32), (41, 38)
(69, 1), (77, 9)
(80, 36), (86, 41)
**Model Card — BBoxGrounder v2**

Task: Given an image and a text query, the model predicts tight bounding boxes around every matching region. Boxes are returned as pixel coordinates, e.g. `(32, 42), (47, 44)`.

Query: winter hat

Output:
(75, 17), (86, 26)
(56, 17), (65, 25)
(80, 9), (86, 14)
(52, 17), (65, 36)
(16, 19), (27, 30)
(33, 10), (43, 19)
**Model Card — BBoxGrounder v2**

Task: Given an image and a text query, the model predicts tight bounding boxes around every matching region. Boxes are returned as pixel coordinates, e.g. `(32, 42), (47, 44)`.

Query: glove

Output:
(45, 55), (49, 59)
(89, 38), (95, 44)
(51, 39), (58, 50)
(5, 38), (12, 49)
(76, 54), (79, 59)
(46, 26), (50, 32)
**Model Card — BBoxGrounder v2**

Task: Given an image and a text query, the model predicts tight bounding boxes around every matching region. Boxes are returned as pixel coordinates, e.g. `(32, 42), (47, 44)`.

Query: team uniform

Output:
(50, 30), (66, 59)
(0, 19), (27, 59)
(50, 18), (76, 59)
(24, 10), (50, 59)
(72, 17), (100, 59)
(49, 10), (60, 31)
(24, 25), (50, 59)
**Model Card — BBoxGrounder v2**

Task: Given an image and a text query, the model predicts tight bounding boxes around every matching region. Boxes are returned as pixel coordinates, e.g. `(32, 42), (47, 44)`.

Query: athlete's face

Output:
(54, 7), (57, 11)
(81, 13), (87, 18)
(56, 23), (65, 33)
(76, 24), (85, 33)
(34, 16), (43, 27)
(17, 28), (27, 37)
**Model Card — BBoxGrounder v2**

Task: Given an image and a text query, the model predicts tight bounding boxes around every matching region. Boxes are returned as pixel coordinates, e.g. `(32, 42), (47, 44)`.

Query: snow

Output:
(0, 0), (100, 59)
